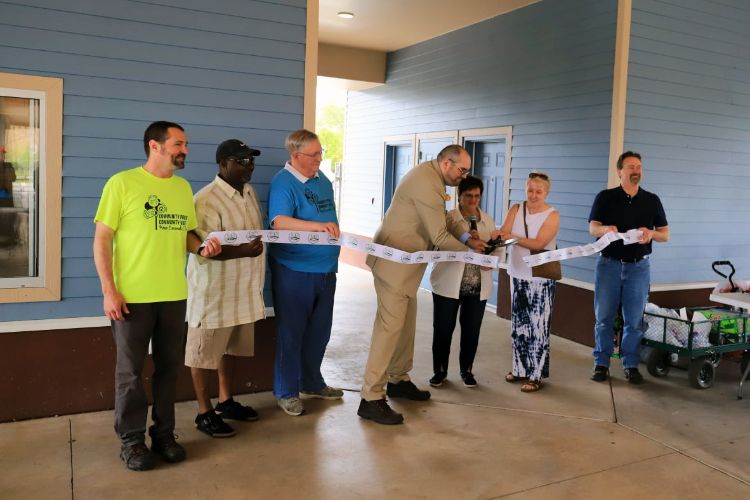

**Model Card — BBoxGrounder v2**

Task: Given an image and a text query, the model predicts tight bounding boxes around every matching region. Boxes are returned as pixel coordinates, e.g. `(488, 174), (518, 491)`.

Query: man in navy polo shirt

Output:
(588, 151), (669, 384)
(267, 129), (344, 416)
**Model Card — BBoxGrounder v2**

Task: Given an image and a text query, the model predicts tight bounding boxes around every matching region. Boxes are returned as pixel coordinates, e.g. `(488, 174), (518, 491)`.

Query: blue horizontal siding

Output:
(627, 0), (750, 283)
(61, 96), (302, 128)
(138, 0), (307, 25)
(62, 238), (93, 258)
(633, 0), (750, 39)
(56, 76), (304, 114)
(2, 25), (304, 77)
(0, 0), (305, 321)
(4, 0), (306, 45)
(0, 48), (303, 97)
(341, 0), (617, 284)
(63, 258), (96, 279)
(0, 4), (305, 57)
(62, 278), (102, 298)
(4, 297), (107, 320)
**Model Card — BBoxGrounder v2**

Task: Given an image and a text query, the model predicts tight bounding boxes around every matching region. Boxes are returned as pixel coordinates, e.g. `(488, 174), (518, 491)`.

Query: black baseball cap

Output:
(215, 139), (261, 163)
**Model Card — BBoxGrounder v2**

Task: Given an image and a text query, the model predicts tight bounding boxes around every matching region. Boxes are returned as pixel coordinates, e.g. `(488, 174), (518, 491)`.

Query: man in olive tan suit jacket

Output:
(358, 145), (487, 425)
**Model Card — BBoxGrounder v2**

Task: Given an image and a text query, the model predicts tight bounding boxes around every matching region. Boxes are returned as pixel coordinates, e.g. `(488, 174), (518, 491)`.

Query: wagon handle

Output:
(712, 260), (738, 292)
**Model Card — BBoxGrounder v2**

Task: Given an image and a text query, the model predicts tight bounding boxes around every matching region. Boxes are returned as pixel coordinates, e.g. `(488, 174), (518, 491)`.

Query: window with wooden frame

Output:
(0, 72), (62, 302)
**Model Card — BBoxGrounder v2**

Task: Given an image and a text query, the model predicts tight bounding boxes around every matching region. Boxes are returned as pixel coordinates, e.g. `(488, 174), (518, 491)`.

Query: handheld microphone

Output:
(469, 215), (478, 232)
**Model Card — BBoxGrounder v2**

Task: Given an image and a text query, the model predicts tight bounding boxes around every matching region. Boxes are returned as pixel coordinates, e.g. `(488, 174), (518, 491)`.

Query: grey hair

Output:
(285, 129), (319, 155)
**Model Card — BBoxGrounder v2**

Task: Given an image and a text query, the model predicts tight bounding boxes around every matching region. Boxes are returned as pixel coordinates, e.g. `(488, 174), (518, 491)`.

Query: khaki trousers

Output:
(361, 274), (421, 401)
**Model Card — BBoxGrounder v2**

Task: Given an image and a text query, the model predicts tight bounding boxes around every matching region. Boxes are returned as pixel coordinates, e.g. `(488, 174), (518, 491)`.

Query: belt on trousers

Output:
(603, 255), (648, 264)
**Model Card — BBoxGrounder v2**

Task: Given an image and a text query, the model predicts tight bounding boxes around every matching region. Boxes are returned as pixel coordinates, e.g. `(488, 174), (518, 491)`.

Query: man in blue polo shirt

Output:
(588, 151), (669, 384)
(267, 129), (343, 416)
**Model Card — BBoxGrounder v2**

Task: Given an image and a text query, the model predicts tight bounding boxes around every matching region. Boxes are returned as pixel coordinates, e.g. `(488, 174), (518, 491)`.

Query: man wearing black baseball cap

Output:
(185, 138), (266, 438)
(214, 139), (261, 164)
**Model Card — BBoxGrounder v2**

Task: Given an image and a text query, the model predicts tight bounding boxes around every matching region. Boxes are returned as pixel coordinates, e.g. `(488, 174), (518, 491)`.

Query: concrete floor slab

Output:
(0, 417), (71, 499)
(681, 434), (750, 484)
(499, 452), (750, 499)
(326, 265), (613, 421)
(67, 392), (677, 500)
(382, 398), (668, 499)
(612, 357), (750, 455)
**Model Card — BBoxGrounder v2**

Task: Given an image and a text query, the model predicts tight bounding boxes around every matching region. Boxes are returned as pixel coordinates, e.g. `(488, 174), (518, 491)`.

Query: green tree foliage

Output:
(316, 104), (344, 172)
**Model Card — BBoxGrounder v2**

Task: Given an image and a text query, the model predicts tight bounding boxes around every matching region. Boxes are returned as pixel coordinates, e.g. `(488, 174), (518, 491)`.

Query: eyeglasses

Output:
(229, 157), (255, 167)
(297, 150), (324, 160)
(450, 159), (471, 175)
(528, 172), (549, 180)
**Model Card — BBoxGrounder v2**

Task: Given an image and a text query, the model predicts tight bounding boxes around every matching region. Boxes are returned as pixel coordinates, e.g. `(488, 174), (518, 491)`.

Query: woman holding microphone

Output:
(429, 176), (499, 388)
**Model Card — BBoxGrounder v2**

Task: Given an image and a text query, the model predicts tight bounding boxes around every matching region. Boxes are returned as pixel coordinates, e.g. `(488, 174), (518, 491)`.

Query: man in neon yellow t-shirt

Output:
(93, 121), (220, 471)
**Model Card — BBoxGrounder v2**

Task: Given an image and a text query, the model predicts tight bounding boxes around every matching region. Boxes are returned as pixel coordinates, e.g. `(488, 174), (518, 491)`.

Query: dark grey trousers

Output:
(111, 300), (187, 446)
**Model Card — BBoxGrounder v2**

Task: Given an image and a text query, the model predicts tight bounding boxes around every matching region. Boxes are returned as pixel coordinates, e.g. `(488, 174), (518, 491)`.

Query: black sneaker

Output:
(461, 372), (478, 388)
(386, 380), (431, 401)
(216, 397), (259, 422)
(624, 367), (644, 385)
(195, 409), (236, 438)
(429, 372), (447, 387)
(120, 442), (156, 471)
(151, 434), (186, 463)
(591, 365), (609, 382)
(357, 398), (404, 425)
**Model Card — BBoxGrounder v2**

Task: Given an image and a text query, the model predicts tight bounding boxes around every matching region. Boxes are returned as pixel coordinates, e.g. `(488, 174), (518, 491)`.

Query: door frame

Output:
(380, 127), (512, 221)
(381, 134), (416, 217)
(459, 126), (513, 222)
(415, 130), (460, 163)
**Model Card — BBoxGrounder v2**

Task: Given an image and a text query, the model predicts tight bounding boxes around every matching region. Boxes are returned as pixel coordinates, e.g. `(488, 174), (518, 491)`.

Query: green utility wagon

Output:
(641, 307), (750, 391)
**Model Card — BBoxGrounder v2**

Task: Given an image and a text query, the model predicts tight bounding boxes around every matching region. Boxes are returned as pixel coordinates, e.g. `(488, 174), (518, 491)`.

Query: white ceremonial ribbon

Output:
(207, 229), (506, 268)
(522, 229), (643, 267)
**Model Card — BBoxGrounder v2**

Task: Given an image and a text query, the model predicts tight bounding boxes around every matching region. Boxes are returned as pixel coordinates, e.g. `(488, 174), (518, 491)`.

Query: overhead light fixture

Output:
(337, 11), (354, 19)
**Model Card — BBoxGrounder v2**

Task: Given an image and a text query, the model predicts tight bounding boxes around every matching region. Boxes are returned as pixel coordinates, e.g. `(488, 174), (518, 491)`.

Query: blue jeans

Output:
(593, 255), (650, 369)
(270, 257), (337, 399)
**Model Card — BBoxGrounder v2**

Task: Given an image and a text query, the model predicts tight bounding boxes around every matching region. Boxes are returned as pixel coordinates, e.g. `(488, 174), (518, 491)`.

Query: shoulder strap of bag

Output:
(522, 201), (529, 238)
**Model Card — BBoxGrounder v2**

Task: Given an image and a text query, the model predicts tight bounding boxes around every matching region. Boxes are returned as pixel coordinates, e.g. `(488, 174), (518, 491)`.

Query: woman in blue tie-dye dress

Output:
(497, 173), (560, 392)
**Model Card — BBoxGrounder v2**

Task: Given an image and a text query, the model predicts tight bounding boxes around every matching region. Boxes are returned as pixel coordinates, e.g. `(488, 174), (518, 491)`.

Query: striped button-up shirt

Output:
(187, 176), (266, 329)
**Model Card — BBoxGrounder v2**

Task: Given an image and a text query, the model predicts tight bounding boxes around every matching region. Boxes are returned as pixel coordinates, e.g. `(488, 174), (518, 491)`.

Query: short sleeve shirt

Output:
(94, 166), (197, 303)
(588, 185), (667, 260)
(187, 176), (266, 329)
(267, 163), (340, 273)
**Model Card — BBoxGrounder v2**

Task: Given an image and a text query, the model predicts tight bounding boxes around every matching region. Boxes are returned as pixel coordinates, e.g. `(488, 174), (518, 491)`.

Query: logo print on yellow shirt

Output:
(143, 195), (167, 229)
(142, 194), (188, 231)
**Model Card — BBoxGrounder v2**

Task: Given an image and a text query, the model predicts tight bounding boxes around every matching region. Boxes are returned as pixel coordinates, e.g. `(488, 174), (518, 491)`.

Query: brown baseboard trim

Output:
(0, 318), (276, 423)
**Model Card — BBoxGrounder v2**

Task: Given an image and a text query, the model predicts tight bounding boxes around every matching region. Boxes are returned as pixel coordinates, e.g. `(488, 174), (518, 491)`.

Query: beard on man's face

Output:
(172, 153), (186, 169)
